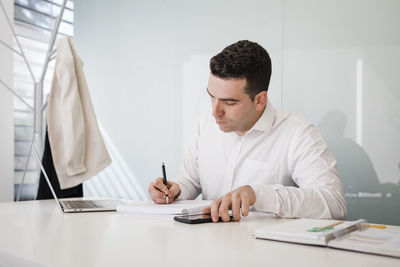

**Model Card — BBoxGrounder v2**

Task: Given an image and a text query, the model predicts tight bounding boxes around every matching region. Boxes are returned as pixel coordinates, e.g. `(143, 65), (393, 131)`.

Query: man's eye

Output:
(225, 102), (236, 106)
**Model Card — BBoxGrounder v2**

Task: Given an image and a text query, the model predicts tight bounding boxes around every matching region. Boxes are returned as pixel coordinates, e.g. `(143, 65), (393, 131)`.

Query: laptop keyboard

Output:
(63, 200), (101, 209)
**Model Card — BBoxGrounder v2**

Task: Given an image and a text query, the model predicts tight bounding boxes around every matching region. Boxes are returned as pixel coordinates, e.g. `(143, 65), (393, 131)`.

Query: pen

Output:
(361, 224), (386, 229)
(162, 162), (169, 204)
(317, 221), (343, 231)
(309, 221), (343, 232)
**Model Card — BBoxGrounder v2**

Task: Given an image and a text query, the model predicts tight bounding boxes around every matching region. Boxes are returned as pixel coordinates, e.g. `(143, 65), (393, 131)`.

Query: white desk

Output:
(0, 200), (399, 267)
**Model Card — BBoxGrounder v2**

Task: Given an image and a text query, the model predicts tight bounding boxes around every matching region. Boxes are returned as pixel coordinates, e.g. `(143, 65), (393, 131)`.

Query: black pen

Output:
(162, 162), (169, 204)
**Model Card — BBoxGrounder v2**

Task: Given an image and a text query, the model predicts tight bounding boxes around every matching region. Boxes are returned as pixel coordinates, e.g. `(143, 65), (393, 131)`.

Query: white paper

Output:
(116, 200), (212, 215)
(328, 227), (400, 258)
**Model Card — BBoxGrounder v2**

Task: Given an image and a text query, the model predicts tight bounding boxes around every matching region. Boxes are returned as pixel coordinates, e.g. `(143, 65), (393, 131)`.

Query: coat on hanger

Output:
(47, 37), (111, 189)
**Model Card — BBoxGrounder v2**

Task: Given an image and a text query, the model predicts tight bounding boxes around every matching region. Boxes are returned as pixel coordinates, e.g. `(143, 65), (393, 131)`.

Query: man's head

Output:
(207, 40), (271, 135)
(209, 40), (272, 100)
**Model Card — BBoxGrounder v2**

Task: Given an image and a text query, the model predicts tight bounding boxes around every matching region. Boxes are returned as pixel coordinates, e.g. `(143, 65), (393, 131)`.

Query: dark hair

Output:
(209, 40), (272, 100)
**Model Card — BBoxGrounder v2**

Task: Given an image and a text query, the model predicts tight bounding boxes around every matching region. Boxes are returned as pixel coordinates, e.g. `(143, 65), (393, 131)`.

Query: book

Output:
(253, 218), (400, 258)
(116, 200), (212, 215)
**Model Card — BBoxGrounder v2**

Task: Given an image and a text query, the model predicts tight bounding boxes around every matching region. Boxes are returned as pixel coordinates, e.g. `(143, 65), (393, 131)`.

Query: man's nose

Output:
(212, 100), (224, 117)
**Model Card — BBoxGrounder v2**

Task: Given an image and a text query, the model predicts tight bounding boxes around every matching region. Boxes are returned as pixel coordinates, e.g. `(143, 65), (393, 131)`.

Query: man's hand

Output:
(148, 178), (181, 204)
(202, 185), (256, 222)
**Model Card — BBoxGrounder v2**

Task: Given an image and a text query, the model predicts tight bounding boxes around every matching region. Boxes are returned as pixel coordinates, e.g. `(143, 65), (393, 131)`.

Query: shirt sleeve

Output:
(55, 39), (86, 176)
(173, 118), (203, 200)
(252, 124), (347, 220)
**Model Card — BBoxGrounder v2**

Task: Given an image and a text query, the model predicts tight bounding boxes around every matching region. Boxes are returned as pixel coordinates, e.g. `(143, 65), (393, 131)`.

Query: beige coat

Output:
(48, 37), (111, 189)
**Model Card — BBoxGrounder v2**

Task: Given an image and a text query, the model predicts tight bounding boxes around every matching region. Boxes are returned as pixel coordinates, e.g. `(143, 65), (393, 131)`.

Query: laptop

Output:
(33, 145), (126, 213)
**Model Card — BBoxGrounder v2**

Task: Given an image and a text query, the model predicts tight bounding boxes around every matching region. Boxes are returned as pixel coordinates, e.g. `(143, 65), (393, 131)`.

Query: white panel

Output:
(0, 0), (14, 202)
(283, 0), (400, 224)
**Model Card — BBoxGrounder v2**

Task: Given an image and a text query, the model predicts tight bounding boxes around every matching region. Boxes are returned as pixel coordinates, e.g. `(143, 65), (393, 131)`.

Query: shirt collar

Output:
(247, 100), (276, 135)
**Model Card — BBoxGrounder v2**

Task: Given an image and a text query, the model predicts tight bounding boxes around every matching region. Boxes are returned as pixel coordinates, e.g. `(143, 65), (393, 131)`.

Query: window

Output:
(13, 0), (74, 200)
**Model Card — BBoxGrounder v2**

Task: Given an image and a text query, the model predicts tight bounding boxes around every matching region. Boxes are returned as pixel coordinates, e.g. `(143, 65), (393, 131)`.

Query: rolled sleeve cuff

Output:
(66, 165), (86, 176)
(251, 184), (279, 214)
(174, 181), (189, 200)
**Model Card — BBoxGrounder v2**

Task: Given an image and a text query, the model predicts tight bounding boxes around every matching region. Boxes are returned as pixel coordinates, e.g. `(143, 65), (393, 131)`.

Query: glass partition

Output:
(282, 0), (400, 225)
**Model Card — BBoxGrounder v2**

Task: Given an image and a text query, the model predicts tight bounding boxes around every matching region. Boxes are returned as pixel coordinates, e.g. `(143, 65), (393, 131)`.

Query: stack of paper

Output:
(117, 200), (212, 215)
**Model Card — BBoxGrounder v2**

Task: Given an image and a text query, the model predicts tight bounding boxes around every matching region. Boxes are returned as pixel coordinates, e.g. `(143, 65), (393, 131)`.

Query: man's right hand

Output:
(148, 178), (181, 204)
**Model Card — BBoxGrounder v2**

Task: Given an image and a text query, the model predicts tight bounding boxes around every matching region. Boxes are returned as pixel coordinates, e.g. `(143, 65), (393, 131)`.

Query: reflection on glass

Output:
(319, 111), (400, 225)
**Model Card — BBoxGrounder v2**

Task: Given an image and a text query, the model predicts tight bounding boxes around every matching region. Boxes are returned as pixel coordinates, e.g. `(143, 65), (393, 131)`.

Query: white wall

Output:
(0, 0), (14, 202)
(74, 0), (283, 193)
(74, 0), (400, 223)
(283, 0), (400, 184)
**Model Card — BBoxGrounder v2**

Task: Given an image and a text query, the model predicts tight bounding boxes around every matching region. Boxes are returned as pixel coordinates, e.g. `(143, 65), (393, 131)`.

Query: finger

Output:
(167, 183), (180, 202)
(219, 194), (232, 222)
(149, 186), (167, 203)
(151, 193), (167, 204)
(153, 197), (167, 204)
(202, 206), (211, 214)
(245, 185), (256, 206)
(150, 185), (168, 204)
(153, 178), (169, 194)
(149, 183), (165, 196)
(231, 193), (241, 221)
(241, 196), (250, 217)
(211, 198), (222, 223)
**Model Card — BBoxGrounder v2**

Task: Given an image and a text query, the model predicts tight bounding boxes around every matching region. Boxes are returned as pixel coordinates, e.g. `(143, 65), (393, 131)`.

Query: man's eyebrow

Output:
(206, 88), (240, 102)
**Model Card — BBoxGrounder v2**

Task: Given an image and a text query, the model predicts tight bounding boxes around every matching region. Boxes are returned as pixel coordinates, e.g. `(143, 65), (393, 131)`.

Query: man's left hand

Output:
(202, 185), (256, 222)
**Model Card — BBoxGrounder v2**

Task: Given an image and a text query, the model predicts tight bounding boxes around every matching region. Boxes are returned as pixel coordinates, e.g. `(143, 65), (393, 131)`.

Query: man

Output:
(149, 40), (347, 222)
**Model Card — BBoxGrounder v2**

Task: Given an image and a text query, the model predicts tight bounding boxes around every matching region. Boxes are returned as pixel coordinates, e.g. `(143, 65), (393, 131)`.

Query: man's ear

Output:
(254, 91), (267, 111)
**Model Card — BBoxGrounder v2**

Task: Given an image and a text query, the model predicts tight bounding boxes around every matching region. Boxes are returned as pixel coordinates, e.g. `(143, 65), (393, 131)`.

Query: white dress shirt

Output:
(174, 101), (347, 219)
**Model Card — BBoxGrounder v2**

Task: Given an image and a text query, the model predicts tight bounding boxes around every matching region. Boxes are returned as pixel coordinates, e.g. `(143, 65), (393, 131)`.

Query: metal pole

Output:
(15, 134), (36, 201)
(33, 82), (43, 138)
(35, 0), (67, 143)
(0, 39), (23, 57)
(39, 0), (67, 84)
(0, 80), (34, 110)
(41, 98), (49, 111)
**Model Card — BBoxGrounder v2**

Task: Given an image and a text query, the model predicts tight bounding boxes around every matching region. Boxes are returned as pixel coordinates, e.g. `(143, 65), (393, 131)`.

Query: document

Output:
(116, 200), (212, 215)
(253, 218), (400, 258)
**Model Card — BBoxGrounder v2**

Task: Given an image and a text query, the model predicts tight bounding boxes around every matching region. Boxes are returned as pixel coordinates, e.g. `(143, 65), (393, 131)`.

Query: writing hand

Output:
(148, 178), (181, 204)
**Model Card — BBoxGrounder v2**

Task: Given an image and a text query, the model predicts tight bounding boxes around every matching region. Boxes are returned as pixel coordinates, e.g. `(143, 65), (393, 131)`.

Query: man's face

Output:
(207, 74), (266, 136)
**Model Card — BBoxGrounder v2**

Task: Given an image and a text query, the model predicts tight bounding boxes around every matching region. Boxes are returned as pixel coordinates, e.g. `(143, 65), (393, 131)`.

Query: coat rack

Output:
(0, 0), (67, 201)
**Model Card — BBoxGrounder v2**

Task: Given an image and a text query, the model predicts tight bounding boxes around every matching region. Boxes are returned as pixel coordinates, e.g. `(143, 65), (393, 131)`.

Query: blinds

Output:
(14, 0), (73, 35)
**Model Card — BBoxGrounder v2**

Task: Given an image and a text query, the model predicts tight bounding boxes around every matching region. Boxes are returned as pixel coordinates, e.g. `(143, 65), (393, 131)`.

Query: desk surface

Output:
(0, 200), (399, 267)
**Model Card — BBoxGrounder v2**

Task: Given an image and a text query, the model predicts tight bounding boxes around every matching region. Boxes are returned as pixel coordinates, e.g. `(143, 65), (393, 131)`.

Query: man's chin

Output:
(218, 124), (232, 133)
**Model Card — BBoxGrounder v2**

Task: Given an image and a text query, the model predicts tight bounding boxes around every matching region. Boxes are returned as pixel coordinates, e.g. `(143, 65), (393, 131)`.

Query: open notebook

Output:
(253, 218), (400, 258)
(117, 200), (212, 215)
